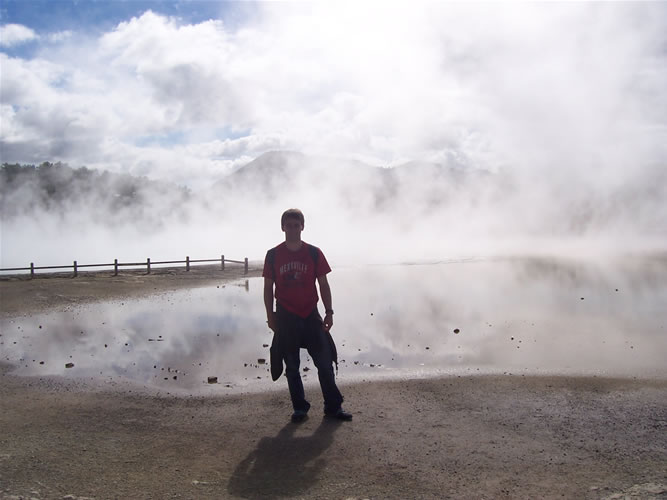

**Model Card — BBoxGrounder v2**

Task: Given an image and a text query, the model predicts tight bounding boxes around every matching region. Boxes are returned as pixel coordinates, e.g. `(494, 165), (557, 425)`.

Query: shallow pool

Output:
(1, 256), (666, 395)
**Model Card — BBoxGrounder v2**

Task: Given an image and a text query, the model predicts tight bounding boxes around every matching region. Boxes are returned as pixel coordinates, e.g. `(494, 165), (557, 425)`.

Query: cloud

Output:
(0, 3), (665, 191)
(0, 24), (38, 47)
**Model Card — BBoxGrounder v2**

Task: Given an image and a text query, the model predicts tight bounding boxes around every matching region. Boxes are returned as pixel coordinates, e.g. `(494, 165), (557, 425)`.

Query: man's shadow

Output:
(227, 418), (342, 499)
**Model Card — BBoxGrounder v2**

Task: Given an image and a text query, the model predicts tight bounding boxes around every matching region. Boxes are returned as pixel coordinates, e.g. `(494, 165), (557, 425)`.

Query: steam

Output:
(1, 3), (666, 267)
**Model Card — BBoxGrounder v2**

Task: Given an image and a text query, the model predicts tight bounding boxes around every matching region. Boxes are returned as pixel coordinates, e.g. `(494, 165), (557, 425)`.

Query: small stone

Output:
(453, 328), (460, 334)
(263, 344), (269, 348)
(65, 362), (74, 368)
(207, 376), (218, 384)
(257, 358), (266, 364)
(303, 366), (310, 372)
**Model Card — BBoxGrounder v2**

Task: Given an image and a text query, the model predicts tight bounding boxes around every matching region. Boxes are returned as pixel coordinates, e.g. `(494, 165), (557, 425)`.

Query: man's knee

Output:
(284, 351), (301, 373)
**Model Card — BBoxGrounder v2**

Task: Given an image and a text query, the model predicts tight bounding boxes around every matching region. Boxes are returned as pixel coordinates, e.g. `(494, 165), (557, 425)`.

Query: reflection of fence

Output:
(0, 255), (249, 278)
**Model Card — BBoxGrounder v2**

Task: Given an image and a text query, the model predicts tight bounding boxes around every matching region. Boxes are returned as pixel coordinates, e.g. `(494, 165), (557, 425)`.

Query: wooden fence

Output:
(0, 255), (249, 278)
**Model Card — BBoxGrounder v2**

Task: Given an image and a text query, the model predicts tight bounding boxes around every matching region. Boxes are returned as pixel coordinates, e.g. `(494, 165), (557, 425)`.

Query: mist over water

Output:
(2, 258), (665, 394)
(2, 150), (666, 268)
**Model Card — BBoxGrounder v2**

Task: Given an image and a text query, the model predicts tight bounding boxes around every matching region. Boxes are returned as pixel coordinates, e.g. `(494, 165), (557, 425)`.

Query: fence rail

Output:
(0, 254), (249, 278)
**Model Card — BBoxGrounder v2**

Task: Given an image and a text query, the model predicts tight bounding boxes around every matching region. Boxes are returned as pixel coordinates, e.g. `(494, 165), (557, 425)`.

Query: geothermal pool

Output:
(1, 257), (666, 395)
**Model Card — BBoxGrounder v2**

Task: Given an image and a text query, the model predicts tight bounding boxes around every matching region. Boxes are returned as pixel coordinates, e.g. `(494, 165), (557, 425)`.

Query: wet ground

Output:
(1, 256), (666, 395)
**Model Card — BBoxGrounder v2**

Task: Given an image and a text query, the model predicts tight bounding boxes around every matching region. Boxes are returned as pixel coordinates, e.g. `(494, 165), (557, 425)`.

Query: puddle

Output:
(1, 257), (666, 395)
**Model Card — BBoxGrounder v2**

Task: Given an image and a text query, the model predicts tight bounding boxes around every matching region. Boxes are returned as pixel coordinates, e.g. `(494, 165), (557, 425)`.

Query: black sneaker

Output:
(291, 410), (309, 423)
(325, 408), (353, 421)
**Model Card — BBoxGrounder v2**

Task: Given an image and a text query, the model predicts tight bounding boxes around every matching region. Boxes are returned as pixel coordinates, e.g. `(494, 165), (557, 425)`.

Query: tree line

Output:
(0, 162), (192, 224)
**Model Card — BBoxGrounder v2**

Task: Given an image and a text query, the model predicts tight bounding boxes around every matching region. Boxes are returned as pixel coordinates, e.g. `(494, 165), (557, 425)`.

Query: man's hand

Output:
(267, 312), (277, 332)
(323, 312), (333, 332)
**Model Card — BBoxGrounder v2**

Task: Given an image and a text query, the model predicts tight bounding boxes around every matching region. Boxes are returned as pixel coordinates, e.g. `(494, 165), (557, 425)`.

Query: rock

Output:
(303, 366), (310, 372)
(65, 362), (74, 368)
(257, 358), (266, 364)
(207, 376), (218, 384)
(453, 328), (460, 334)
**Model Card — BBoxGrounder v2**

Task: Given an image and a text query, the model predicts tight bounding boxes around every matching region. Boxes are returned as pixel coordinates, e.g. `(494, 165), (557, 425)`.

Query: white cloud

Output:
(48, 30), (73, 43)
(0, 3), (665, 190)
(0, 24), (38, 47)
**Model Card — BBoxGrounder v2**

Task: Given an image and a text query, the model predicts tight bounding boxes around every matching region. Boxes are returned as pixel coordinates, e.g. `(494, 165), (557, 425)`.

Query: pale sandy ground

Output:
(1, 267), (666, 500)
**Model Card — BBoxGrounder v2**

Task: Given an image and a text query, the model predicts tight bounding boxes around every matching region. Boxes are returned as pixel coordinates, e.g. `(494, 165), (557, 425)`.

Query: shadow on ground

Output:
(227, 418), (342, 499)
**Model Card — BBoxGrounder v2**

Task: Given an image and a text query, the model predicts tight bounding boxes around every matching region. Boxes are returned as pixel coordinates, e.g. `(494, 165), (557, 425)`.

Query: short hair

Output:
(281, 208), (305, 228)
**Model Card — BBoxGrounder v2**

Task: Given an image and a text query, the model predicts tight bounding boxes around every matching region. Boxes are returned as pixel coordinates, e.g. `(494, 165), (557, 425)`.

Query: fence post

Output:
(186, 256), (190, 272)
(114, 259), (118, 276)
(244, 257), (248, 275)
(30, 262), (34, 279)
(147, 258), (151, 274)
(73, 260), (78, 278)
(221, 255), (225, 271)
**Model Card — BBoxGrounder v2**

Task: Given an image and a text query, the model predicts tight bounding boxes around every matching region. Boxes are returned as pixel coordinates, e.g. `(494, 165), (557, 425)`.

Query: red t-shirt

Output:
(263, 241), (331, 318)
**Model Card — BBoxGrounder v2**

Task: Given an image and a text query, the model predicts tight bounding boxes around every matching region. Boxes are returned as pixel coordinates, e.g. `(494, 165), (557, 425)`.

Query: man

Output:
(263, 208), (352, 423)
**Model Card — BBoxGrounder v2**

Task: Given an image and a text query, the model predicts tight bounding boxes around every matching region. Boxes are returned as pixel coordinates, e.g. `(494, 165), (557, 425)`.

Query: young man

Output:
(263, 208), (352, 423)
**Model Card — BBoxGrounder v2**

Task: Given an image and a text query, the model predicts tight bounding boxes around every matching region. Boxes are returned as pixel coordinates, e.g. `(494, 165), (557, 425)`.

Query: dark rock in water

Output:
(263, 344), (269, 348)
(258, 358), (266, 364)
(65, 362), (74, 368)
(303, 366), (310, 372)
(207, 376), (218, 384)
(453, 328), (460, 334)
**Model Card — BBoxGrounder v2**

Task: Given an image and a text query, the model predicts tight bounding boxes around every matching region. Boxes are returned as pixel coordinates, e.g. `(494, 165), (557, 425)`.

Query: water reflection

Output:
(1, 257), (666, 395)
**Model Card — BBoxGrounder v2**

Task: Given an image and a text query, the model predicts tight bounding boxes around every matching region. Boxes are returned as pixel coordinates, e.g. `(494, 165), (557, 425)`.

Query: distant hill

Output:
(210, 150), (491, 211)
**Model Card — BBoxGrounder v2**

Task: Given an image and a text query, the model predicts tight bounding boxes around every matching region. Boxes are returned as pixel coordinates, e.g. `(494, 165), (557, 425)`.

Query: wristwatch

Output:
(325, 309), (334, 315)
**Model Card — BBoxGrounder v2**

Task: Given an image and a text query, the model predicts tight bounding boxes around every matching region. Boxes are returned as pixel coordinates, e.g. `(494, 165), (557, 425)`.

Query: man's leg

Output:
(277, 306), (310, 420)
(283, 348), (310, 417)
(306, 326), (344, 415)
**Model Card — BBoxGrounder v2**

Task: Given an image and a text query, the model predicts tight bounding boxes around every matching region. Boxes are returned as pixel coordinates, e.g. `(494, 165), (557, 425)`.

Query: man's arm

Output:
(264, 277), (277, 332)
(317, 274), (333, 332)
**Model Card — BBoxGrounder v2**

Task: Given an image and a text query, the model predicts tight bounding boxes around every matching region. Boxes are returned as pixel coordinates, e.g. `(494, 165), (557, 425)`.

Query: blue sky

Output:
(1, 0), (237, 31)
(1, 1), (666, 189)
